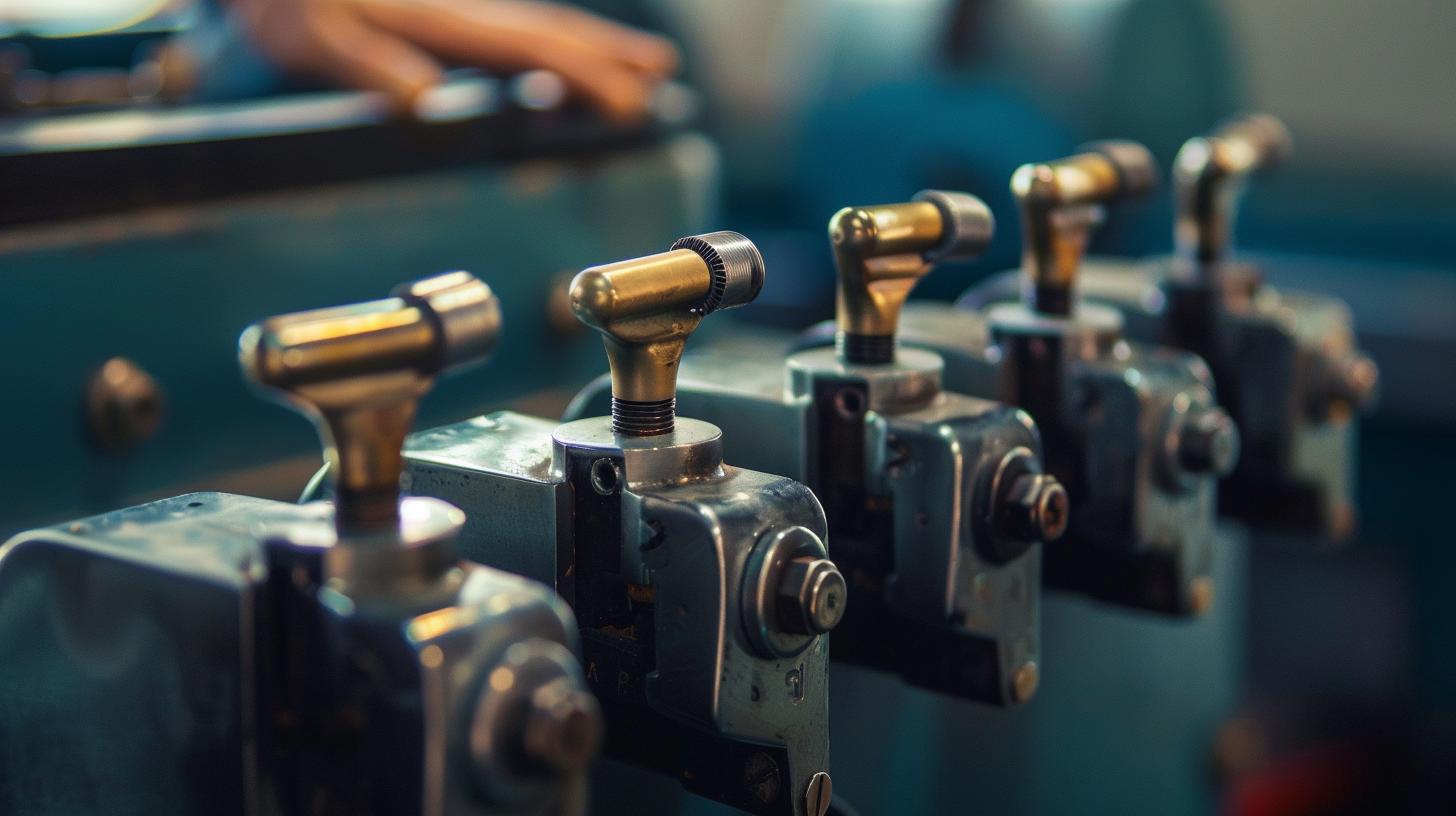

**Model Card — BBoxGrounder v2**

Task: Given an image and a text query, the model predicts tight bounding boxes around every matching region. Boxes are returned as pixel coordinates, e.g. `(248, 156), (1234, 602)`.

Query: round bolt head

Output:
(776, 556), (848, 636)
(86, 357), (165, 454)
(1188, 576), (1215, 616)
(1179, 408), (1240, 477)
(1336, 354), (1379, 412)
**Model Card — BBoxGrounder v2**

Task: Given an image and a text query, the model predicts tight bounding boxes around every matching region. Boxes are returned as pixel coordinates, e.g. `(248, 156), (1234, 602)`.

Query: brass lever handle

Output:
(1012, 141), (1158, 316)
(829, 190), (994, 363)
(240, 271), (500, 537)
(570, 232), (764, 436)
(1174, 113), (1293, 273)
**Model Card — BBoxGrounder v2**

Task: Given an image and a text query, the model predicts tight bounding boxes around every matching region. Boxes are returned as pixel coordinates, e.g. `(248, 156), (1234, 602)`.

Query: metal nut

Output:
(1318, 352), (1379, 418)
(521, 678), (602, 774)
(775, 556), (847, 636)
(469, 640), (601, 805)
(1004, 473), (1070, 543)
(1177, 407), (1240, 477)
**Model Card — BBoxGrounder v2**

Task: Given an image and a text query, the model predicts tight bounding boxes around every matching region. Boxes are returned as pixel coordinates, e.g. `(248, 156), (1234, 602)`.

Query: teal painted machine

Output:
(0, 78), (717, 535)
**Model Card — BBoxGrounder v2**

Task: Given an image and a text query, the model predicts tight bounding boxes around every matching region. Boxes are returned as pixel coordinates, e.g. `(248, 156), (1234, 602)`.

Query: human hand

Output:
(230, 0), (679, 121)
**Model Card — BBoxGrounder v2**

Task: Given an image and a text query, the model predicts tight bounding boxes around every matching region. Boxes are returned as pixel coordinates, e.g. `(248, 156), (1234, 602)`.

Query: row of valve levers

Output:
(0, 114), (1377, 816)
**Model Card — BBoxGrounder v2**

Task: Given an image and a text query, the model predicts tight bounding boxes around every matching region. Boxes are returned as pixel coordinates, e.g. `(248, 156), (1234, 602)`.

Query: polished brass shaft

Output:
(1173, 113), (1293, 276)
(241, 271), (499, 537)
(1012, 142), (1156, 316)
(829, 190), (993, 363)
(571, 232), (763, 435)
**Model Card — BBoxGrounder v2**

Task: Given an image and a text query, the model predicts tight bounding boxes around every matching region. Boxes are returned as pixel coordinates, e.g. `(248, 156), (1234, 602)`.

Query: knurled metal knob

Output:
(829, 189), (995, 364)
(571, 232), (765, 436)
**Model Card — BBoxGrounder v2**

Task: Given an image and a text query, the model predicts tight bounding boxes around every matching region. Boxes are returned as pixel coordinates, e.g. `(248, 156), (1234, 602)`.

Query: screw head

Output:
(805, 772), (834, 816)
(776, 557), (848, 635)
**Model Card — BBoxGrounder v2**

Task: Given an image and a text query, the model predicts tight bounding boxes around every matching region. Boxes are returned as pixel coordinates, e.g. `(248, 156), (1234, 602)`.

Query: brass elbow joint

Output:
(1174, 113), (1293, 272)
(240, 271), (500, 537)
(1012, 141), (1158, 316)
(829, 190), (994, 363)
(570, 231), (764, 436)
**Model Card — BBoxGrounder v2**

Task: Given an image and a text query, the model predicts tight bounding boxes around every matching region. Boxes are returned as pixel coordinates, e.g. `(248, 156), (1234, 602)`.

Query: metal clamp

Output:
(239, 270), (500, 539)
(1012, 141), (1158, 316)
(828, 189), (994, 363)
(570, 232), (764, 436)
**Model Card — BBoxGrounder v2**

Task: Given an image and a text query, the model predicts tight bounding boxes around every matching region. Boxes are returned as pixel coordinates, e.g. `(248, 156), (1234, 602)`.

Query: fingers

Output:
(238, 0), (445, 111)
(518, 1), (680, 77)
(354, 0), (673, 122)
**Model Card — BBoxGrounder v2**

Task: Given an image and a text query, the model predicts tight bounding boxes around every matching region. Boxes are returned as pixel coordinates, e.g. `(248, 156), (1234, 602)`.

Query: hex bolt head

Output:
(521, 679), (602, 775)
(1330, 353), (1379, 414)
(1178, 407), (1240, 477)
(775, 556), (848, 636)
(1004, 473), (1070, 543)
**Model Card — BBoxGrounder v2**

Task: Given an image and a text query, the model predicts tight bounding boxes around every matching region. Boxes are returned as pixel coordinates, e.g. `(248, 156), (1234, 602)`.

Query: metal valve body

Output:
(0, 494), (591, 816)
(958, 116), (1373, 539)
(569, 347), (1051, 703)
(403, 414), (835, 816)
(0, 271), (599, 815)
(893, 303), (1225, 614)
(396, 234), (836, 816)
(568, 193), (1055, 702)
(829, 150), (1232, 615)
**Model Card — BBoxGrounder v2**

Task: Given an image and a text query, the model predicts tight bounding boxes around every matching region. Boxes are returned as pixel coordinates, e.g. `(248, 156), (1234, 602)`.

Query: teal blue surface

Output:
(0, 134), (718, 534)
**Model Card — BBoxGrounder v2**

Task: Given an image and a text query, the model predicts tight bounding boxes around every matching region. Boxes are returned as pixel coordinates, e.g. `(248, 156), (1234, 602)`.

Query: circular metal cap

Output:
(913, 189), (995, 262)
(1080, 139), (1160, 198)
(671, 231), (766, 314)
(392, 270), (502, 374)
